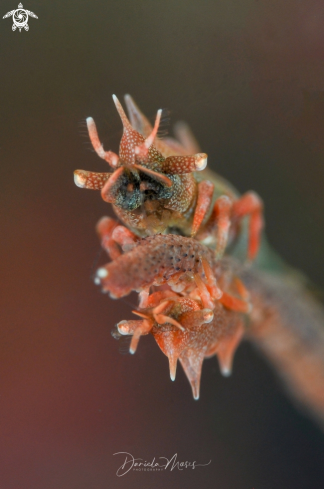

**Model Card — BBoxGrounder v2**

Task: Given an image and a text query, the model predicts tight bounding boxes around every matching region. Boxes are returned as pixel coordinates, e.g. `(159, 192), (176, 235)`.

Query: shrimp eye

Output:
(113, 170), (142, 211)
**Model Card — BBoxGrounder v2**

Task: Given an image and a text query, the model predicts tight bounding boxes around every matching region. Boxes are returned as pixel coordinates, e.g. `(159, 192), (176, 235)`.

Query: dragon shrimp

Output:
(74, 95), (263, 260)
(74, 95), (324, 428)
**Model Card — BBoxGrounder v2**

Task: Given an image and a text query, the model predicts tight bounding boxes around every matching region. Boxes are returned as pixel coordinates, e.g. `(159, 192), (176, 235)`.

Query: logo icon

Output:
(3, 3), (38, 32)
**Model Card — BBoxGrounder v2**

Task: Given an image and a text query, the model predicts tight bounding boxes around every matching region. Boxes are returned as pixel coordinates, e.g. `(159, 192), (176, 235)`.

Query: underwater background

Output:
(1, 0), (324, 487)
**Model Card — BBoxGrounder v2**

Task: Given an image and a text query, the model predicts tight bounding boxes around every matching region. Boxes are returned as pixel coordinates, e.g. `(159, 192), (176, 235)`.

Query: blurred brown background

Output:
(1, 0), (324, 488)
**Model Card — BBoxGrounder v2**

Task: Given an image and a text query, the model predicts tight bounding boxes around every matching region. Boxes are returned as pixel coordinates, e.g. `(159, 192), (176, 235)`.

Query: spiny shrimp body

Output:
(94, 228), (249, 399)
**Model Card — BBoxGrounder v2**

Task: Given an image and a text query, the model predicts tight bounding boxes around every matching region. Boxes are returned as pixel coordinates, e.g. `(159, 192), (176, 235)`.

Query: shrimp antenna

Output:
(112, 94), (132, 131)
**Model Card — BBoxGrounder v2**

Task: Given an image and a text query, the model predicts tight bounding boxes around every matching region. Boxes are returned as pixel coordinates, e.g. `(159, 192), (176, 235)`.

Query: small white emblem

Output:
(3, 3), (38, 32)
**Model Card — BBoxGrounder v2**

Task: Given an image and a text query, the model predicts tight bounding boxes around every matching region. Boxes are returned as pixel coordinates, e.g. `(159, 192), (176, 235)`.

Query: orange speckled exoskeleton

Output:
(93, 223), (247, 399)
(74, 95), (264, 261)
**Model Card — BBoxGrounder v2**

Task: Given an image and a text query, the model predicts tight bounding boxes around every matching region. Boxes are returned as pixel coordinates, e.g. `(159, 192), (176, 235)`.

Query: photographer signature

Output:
(113, 452), (211, 477)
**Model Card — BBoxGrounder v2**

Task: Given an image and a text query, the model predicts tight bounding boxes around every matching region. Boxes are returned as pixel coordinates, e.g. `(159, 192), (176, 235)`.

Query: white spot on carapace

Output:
(202, 309), (214, 324)
(96, 267), (108, 278)
(195, 153), (208, 171)
(86, 116), (94, 127)
(74, 171), (86, 188)
(117, 320), (129, 335)
(220, 366), (232, 377)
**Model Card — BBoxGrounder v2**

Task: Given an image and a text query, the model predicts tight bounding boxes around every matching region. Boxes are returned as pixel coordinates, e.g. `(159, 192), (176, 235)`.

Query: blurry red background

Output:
(1, 0), (324, 487)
